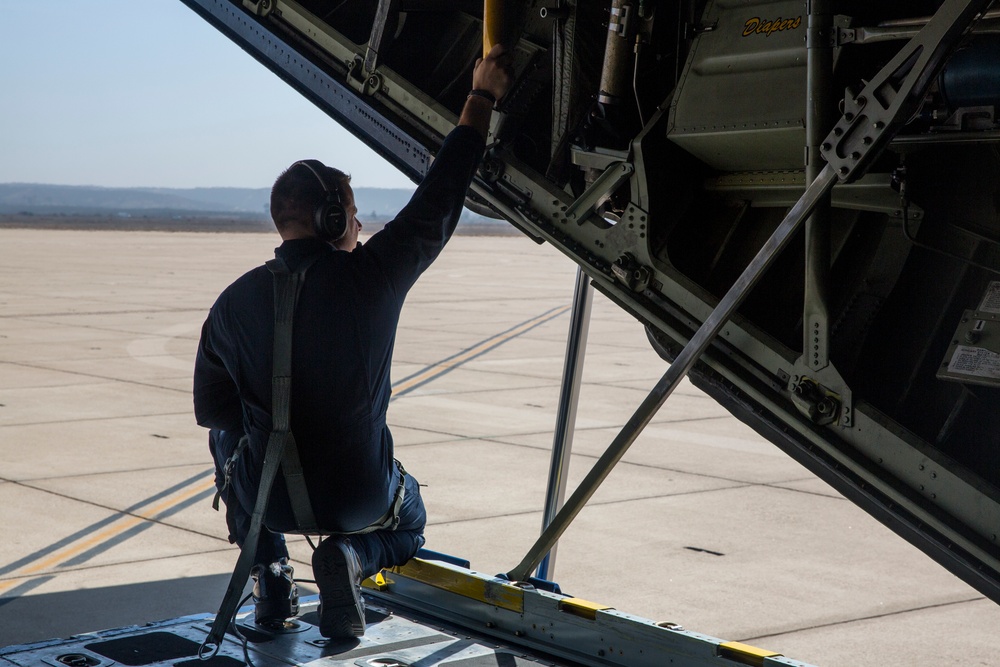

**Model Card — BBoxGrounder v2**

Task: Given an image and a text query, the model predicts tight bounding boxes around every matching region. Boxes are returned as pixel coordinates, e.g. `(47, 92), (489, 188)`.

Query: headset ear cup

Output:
(315, 201), (347, 241)
(294, 159), (347, 242)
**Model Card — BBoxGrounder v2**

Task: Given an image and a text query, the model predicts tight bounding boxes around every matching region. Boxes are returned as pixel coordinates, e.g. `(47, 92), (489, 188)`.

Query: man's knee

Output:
(397, 472), (426, 534)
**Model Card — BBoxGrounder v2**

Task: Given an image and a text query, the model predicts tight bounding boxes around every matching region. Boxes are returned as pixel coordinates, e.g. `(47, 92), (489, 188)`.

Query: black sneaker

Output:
(312, 537), (365, 638)
(251, 558), (299, 625)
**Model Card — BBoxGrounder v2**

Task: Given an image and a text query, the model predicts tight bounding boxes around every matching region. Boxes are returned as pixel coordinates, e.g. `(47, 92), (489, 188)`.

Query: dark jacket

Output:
(194, 125), (485, 532)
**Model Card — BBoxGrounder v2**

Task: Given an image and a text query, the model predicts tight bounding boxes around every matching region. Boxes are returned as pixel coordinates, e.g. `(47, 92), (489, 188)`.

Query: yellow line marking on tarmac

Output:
(0, 477), (216, 593)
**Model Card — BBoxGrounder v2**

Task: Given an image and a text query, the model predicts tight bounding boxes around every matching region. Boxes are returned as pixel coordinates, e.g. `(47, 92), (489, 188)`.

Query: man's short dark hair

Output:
(270, 162), (351, 233)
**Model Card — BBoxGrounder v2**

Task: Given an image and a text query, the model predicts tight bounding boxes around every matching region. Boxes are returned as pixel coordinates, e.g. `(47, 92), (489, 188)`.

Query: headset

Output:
(292, 159), (347, 242)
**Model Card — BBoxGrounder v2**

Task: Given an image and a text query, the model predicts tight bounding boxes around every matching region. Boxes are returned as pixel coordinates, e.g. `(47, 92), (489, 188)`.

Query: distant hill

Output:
(0, 182), (419, 220)
(0, 182), (516, 234)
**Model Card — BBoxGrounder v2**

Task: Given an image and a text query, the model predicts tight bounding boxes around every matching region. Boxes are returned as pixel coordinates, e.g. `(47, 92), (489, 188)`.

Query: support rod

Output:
(803, 0), (836, 371)
(507, 164), (839, 582)
(536, 267), (593, 581)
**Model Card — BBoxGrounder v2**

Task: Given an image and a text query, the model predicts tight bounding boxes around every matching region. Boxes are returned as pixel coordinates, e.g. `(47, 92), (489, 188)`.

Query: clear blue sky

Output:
(0, 1), (414, 189)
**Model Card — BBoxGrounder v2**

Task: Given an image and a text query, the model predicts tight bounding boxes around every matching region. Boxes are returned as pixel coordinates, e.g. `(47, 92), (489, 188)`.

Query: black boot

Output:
(251, 558), (299, 625)
(312, 537), (365, 638)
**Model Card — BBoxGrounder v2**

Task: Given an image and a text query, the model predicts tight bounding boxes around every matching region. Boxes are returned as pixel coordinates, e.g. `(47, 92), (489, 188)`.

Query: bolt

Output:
(845, 112), (855, 121)
(851, 151), (861, 160)
(834, 127), (844, 136)
(856, 96), (867, 106)
(822, 142), (831, 152)
(863, 136), (873, 145)
(874, 121), (885, 130)
(839, 166), (850, 176)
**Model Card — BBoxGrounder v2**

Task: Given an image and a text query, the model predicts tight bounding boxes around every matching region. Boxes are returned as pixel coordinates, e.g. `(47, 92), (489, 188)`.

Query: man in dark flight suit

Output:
(193, 47), (511, 638)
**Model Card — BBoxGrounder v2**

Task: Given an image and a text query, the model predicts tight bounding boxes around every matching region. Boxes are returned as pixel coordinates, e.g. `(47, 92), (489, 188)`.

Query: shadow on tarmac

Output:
(0, 573), (320, 648)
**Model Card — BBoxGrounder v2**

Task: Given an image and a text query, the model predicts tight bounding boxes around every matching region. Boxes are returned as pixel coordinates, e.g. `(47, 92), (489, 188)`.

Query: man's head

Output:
(270, 160), (361, 251)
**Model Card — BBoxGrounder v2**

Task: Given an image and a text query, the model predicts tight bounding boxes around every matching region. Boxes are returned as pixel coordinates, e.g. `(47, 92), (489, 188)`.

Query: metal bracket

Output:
(611, 253), (651, 292)
(241, 0), (274, 17)
(836, 26), (859, 45)
(790, 377), (842, 426)
(563, 162), (634, 225)
(684, 20), (718, 39)
(609, 2), (633, 37)
(346, 56), (384, 95)
(820, 0), (996, 183)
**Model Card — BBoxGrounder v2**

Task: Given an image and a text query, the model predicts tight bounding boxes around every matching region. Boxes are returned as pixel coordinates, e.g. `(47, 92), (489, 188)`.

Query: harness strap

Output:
(212, 434), (250, 512)
(269, 256), (320, 532)
(201, 415), (298, 655)
(201, 254), (317, 655)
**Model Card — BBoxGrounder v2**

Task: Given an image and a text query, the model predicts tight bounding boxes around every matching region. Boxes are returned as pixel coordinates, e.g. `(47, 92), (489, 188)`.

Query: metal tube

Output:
(599, 0), (634, 105)
(483, 0), (506, 57)
(536, 267), (593, 581)
(804, 0), (835, 372)
(506, 164), (839, 582)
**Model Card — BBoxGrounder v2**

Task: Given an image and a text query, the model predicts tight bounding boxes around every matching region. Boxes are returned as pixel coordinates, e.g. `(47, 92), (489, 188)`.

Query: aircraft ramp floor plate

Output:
(0, 598), (574, 667)
(0, 557), (816, 667)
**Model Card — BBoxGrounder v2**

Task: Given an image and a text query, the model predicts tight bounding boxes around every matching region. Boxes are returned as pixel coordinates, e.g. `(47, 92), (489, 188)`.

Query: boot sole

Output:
(312, 539), (365, 638)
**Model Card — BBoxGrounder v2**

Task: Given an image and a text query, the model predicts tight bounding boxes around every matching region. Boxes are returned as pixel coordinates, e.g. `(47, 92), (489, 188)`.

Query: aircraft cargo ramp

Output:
(170, 0), (1000, 607)
(4, 0), (1000, 664)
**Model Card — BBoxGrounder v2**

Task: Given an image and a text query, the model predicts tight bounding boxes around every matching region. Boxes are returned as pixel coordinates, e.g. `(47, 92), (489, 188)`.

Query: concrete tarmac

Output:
(0, 228), (997, 666)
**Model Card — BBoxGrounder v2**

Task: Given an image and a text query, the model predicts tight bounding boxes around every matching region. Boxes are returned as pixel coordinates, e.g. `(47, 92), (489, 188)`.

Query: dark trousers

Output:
(209, 429), (426, 578)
